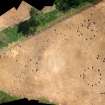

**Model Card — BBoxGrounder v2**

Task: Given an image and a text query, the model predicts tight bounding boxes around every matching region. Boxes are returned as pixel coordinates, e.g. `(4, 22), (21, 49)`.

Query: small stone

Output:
(36, 68), (38, 72)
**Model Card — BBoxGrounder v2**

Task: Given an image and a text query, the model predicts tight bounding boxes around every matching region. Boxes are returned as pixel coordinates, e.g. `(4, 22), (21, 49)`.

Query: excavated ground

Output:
(0, 1), (105, 105)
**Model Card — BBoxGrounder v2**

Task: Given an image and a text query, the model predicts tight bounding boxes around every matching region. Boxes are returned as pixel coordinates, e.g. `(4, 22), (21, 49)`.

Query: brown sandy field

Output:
(0, 0), (105, 105)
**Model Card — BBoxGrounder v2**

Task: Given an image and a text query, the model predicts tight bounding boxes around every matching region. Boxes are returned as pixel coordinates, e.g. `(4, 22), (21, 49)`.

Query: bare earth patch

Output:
(0, 1), (105, 105)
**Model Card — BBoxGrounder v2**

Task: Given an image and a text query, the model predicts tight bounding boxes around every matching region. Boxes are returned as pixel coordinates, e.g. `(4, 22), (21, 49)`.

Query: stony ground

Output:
(0, 1), (105, 105)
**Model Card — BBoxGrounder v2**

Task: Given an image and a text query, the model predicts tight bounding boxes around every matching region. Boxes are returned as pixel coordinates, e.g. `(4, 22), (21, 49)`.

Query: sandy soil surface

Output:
(0, 1), (105, 105)
(0, 1), (31, 30)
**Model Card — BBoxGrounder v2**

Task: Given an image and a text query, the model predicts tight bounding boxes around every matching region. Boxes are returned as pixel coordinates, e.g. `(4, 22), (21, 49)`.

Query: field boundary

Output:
(0, 0), (102, 52)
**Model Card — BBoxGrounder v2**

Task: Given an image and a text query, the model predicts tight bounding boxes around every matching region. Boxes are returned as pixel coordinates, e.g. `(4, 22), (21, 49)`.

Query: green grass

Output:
(0, 91), (19, 104)
(0, 0), (100, 49)
(0, 9), (62, 49)
(36, 9), (62, 32)
(37, 9), (61, 26)
(0, 26), (23, 48)
(0, 91), (56, 105)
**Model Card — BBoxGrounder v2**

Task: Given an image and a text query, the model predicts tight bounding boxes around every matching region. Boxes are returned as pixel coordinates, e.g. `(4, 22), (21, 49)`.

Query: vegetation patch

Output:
(54, 0), (97, 12)
(0, 91), (19, 104)
(0, 0), (100, 49)
(0, 91), (56, 105)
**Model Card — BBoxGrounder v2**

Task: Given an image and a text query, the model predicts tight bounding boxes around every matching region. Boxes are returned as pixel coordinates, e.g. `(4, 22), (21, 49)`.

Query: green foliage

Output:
(36, 9), (61, 27)
(17, 19), (38, 35)
(0, 8), (60, 49)
(0, 0), (98, 49)
(30, 8), (40, 17)
(55, 0), (97, 11)
(0, 7), (61, 49)
(12, 8), (60, 37)
(0, 91), (56, 105)
(0, 91), (19, 104)
(3, 27), (22, 42)
(0, 27), (22, 48)
(17, 8), (39, 36)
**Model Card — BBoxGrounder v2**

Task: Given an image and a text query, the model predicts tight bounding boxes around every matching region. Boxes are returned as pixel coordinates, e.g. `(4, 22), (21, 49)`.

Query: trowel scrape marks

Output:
(80, 65), (104, 88)
(76, 17), (97, 41)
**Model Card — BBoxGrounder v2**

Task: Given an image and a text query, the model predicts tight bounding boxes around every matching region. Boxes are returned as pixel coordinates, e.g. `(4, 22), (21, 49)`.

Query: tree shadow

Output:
(0, 98), (55, 105)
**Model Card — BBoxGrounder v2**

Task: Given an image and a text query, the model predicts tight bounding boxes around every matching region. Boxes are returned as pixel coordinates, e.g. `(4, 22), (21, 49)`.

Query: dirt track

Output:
(0, 1), (105, 105)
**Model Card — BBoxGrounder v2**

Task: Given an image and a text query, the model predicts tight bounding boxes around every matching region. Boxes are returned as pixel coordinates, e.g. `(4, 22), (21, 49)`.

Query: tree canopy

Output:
(55, 0), (96, 11)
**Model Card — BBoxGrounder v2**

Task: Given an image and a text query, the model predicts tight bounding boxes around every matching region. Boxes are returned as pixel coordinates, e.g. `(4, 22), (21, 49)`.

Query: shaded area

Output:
(55, 0), (99, 12)
(0, 0), (101, 49)
(17, 8), (60, 35)
(0, 98), (55, 105)
(0, 8), (61, 48)
(17, 8), (39, 35)
(0, 91), (19, 104)
(0, 91), (56, 105)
